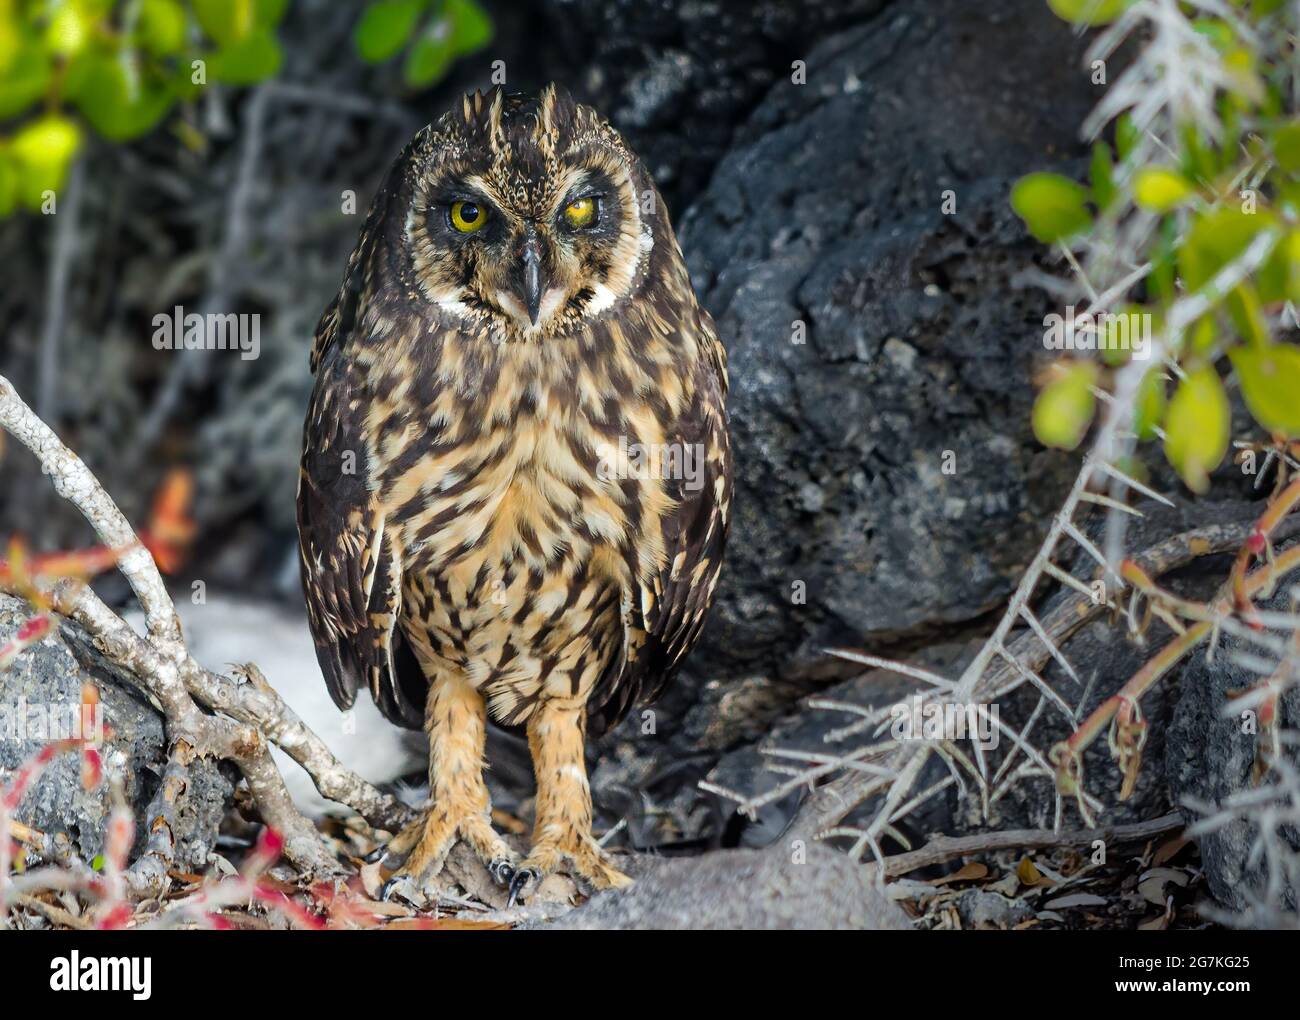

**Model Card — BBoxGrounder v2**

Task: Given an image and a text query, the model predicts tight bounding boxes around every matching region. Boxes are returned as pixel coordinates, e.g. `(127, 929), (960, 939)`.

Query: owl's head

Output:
(390, 84), (656, 340)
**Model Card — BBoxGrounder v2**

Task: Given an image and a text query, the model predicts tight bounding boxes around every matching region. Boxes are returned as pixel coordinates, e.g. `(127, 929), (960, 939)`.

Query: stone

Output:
(1165, 584), (1300, 922)
(538, 844), (913, 930)
(0, 595), (232, 870)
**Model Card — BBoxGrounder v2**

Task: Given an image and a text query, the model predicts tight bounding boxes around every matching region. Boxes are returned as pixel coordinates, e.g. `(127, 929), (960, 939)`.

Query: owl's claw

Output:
(380, 875), (419, 904)
(489, 857), (517, 887)
(507, 867), (542, 908)
(363, 846), (390, 865)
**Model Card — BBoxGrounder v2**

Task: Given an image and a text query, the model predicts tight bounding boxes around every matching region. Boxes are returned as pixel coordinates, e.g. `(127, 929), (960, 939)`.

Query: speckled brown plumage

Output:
(297, 85), (731, 899)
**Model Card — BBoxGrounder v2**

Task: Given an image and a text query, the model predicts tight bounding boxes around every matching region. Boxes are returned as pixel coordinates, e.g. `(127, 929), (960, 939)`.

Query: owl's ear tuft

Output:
(486, 86), (509, 153)
(539, 82), (579, 140)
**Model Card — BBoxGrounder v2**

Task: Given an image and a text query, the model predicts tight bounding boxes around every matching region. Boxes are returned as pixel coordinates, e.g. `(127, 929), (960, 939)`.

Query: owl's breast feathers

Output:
(299, 235), (731, 733)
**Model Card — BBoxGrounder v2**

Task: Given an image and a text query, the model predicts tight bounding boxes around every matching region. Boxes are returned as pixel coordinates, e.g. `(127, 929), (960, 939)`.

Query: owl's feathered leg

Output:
(379, 675), (517, 899)
(508, 696), (632, 904)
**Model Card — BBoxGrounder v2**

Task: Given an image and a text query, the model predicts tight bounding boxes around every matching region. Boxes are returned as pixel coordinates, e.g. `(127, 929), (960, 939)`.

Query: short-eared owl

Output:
(297, 84), (731, 901)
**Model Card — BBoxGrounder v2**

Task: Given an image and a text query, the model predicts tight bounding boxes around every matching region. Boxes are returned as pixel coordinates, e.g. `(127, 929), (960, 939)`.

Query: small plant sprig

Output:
(0, 0), (494, 217)
(1016, 0), (1300, 486)
(0, 0), (293, 214)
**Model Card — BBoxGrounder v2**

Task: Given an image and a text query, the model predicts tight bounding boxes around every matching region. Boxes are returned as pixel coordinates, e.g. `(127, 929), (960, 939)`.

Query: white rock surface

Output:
(128, 594), (423, 817)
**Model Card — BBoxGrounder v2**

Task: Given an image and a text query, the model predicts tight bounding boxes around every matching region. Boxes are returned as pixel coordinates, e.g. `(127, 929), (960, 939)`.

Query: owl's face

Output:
(399, 85), (653, 340)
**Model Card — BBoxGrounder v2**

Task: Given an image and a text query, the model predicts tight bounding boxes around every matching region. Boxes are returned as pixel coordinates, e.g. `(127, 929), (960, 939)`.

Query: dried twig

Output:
(871, 811), (1185, 879)
(0, 373), (413, 887)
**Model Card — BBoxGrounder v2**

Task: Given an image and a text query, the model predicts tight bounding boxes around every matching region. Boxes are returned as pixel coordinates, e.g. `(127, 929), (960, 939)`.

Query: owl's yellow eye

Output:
(449, 200), (487, 233)
(562, 196), (597, 229)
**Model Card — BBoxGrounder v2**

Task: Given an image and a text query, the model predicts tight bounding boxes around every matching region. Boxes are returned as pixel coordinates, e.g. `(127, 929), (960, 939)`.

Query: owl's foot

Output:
(507, 835), (632, 906)
(377, 805), (519, 902)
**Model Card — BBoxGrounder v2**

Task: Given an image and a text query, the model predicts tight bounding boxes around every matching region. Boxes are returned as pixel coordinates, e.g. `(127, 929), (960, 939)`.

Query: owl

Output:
(297, 84), (731, 903)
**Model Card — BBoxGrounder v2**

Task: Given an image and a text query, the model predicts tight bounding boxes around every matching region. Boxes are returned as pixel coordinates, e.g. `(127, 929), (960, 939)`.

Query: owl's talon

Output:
(507, 867), (541, 908)
(380, 875), (419, 903)
(363, 846), (390, 865)
(489, 857), (516, 886)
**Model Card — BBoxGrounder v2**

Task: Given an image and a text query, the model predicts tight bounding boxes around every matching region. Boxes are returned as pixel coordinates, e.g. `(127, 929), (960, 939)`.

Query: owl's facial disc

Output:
(441, 175), (630, 334)
(406, 87), (652, 337)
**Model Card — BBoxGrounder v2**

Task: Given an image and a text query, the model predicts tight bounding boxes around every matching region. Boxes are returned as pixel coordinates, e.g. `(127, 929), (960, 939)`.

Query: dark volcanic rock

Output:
(538, 0), (890, 214)
(1166, 585), (1300, 922)
(0, 595), (232, 869)
(679, 0), (1093, 681)
(592, 0), (1100, 838)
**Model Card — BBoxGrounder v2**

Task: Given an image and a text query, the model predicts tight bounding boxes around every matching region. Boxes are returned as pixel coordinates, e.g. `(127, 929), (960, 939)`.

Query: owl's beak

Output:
(520, 231), (545, 326)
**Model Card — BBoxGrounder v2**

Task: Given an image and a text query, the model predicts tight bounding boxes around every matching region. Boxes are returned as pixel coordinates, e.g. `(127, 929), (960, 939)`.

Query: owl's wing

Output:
(296, 161), (426, 730)
(297, 349), (424, 729)
(593, 313), (732, 731)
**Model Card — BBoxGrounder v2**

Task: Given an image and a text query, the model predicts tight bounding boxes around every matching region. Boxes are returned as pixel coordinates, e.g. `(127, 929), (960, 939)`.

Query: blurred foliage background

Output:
(0, 0), (493, 214)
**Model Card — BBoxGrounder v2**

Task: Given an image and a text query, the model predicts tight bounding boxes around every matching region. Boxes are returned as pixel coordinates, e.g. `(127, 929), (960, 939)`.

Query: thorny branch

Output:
(0, 373), (415, 895)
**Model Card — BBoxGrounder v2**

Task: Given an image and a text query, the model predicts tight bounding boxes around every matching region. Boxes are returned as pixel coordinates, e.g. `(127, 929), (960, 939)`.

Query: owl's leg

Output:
(509, 696), (632, 904)
(379, 674), (518, 900)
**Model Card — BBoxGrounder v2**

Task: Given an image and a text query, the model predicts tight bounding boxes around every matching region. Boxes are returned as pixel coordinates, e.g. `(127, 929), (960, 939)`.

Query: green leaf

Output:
(1098, 306), (1151, 366)
(1011, 172), (1092, 244)
(0, 16), (18, 75)
(1179, 207), (1275, 294)
(209, 30), (283, 85)
(1163, 367), (1230, 493)
(1033, 362), (1098, 451)
(1133, 167), (1194, 213)
(1256, 228), (1300, 304)
(1046, 0), (1132, 25)
(45, 4), (90, 57)
(1134, 367), (1167, 441)
(1273, 121), (1300, 175)
(1180, 122), (1218, 183)
(1089, 142), (1116, 212)
(1186, 315), (1217, 357)
(1149, 216), (1178, 305)
(1225, 282), (1268, 347)
(139, 0), (187, 57)
(11, 114), (82, 208)
(446, 0), (493, 52)
(1047, 0), (1131, 25)
(91, 854), (106, 872)
(1230, 344), (1300, 438)
(1115, 113), (1138, 163)
(1192, 18), (1234, 48)
(403, 29), (453, 87)
(0, 44), (52, 120)
(255, 0), (290, 28)
(0, 154), (18, 217)
(72, 57), (175, 141)
(1223, 47), (1264, 107)
(192, 0), (256, 44)
(355, 0), (425, 63)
